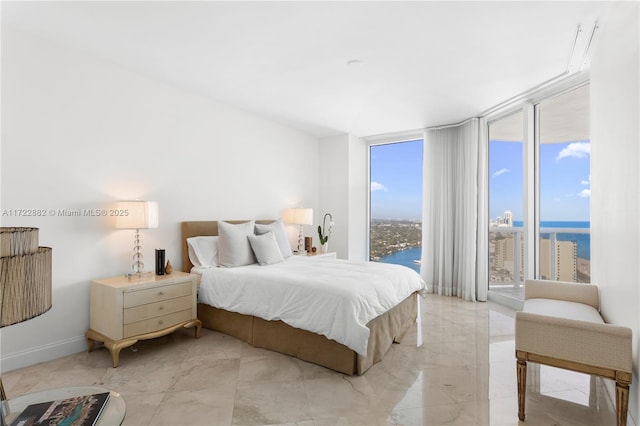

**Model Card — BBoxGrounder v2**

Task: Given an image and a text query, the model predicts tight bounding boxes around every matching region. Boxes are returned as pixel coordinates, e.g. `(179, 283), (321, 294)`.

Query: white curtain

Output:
(420, 118), (488, 302)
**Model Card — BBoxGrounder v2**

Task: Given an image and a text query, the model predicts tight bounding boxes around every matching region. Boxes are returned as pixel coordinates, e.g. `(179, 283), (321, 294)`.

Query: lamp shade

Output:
(282, 208), (313, 225)
(0, 228), (52, 327)
(114, 201), (159, 229)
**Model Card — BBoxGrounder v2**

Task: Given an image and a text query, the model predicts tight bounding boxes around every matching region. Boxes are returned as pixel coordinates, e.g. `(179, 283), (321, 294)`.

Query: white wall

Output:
(0, 27), (320, 372)
(319, 135), (349, 259)
(590, 1), (639, 423)
(347, 134), (367, 261)
(318, 134), (368, 261)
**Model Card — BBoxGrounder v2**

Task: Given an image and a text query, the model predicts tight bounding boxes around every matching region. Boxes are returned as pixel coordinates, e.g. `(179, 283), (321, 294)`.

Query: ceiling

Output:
(1, 1), (607, 139)
(489, 83), (590, 143)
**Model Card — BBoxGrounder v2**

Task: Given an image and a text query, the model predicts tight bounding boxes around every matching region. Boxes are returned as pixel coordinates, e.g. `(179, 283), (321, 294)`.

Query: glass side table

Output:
(2, 385), (125, 425)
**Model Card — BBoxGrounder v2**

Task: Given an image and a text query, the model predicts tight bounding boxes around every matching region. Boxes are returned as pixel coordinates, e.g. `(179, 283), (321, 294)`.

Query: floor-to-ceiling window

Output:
(369, 139), (423, 273)
(488, 111), (526, 297)
(488, 83), (590, 301)
(537, 85), (590, 283)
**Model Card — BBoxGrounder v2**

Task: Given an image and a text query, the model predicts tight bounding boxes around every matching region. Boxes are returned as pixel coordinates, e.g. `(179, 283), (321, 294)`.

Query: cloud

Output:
(556, 142), (590, 160)
(492, 168), (511, 178)
(581, 180), (590, 185)
(578, 188), (591, 198)
(371, 181), (387, 192)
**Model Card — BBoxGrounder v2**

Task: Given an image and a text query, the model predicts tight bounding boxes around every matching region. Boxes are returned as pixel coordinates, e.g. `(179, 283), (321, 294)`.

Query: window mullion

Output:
(523, 103), (536, 283)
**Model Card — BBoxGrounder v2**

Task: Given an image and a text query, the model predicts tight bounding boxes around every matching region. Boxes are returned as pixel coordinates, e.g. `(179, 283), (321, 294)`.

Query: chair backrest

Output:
(524, 279), (599, 310)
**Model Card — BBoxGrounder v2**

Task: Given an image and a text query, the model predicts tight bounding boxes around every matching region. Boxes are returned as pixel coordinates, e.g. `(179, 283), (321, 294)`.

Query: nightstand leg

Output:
(110, 347), (121, 369)
(195, 319), (202, 338)
(184, 319), (202, 338)
(106, 339), (138, 368)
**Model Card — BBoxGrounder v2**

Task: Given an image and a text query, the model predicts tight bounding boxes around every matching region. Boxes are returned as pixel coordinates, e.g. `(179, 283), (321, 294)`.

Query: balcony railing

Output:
(489, 226), (590, 298)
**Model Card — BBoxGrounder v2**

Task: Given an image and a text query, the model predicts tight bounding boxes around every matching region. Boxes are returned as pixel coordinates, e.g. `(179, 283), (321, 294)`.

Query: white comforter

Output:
(195, 256), (426, 356)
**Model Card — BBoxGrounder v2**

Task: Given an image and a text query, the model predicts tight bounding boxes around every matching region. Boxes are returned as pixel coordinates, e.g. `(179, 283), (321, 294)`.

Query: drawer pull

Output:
(159, 306), (164, 311)
(158, 320), (164, 325)
(158, 291), (164, 296)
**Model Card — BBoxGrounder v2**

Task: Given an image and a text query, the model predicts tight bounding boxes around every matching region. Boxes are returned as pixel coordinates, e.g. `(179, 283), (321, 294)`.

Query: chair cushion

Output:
(523, 298), (604, 324)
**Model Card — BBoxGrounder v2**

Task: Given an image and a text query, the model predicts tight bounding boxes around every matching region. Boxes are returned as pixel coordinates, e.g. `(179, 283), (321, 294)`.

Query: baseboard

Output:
(0, 336), (87, 373)
(487, 290), (524, 311)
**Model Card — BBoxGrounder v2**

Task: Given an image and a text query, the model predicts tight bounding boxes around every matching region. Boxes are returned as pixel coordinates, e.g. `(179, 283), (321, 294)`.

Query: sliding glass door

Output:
(488, 83), (591, 301)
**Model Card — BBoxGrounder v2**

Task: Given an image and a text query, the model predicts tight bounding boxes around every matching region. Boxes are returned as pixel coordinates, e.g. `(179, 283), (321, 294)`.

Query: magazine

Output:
(9, 392), (110, 426)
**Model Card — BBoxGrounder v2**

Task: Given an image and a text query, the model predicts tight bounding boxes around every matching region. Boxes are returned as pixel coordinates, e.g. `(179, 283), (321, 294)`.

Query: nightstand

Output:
(86, 271), (201, 367)
(306, 252), (337, 259)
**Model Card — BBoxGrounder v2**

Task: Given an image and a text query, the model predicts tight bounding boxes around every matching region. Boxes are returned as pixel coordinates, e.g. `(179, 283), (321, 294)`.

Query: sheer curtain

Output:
(420, 118), (488, 302)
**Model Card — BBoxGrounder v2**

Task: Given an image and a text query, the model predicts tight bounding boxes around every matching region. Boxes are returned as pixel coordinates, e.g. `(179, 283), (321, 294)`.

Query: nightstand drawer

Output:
(123, 309), (192, 338)
(123, 281), (192, 308)
(123, 295), (193, 324)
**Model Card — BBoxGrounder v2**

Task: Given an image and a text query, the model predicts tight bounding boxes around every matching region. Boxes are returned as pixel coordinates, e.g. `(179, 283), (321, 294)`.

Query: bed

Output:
(181, 220), (425, 375)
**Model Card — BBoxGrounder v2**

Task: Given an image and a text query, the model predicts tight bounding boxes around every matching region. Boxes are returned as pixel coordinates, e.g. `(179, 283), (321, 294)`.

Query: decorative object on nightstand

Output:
(0, 227), (52, 424)
(165, 260), (173, 274)
(85, 271), (201, 368)
(304, 236), (313, 253)
(114, 200), (158, 277)
(282, 207), (313, 254)
(155, 248), (165, 275)
(318, 213), (335, 254)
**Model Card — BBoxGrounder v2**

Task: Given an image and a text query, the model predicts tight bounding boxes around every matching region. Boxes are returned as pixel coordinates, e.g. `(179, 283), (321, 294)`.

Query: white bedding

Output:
(195, 256), (426, 356)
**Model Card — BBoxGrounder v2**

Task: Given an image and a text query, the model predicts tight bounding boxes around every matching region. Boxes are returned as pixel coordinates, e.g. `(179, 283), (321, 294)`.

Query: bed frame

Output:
(181, 220), (419, 375)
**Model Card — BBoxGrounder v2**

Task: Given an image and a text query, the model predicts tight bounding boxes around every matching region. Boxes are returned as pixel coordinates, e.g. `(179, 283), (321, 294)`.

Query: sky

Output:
(489, 140), (591, 222)
(370, 139), (423, 221)
(370, 137), (590, 223)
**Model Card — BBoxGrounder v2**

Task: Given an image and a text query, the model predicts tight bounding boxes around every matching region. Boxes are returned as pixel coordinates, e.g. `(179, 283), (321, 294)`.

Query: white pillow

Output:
(248, 232), (285, 266)
(218, 221), (256, 267)
(254, 219), (293, 258)
(186, 236), (219, 268)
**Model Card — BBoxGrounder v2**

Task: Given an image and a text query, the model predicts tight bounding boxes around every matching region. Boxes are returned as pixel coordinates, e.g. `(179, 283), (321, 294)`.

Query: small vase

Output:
(165, 260), (173, 274)
(320, 243), (328, 254)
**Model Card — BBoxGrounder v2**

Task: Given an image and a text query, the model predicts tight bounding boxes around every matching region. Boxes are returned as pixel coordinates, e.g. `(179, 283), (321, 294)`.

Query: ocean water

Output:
(378, 247), (422, 273)
(378, 221), (590, 270)
(515, 221), (590, 260)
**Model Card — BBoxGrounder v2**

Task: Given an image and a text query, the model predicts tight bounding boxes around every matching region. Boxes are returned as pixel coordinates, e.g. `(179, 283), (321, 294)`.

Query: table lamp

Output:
(114, 201), (158, 276)
(282, 208), (313, 253)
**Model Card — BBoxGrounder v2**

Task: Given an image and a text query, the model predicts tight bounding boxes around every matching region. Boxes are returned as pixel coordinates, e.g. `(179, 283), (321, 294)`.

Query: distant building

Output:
(490, 232), (577, 284)
(503, 210), (513, 227)
(490, 210), (514, 228)
(489, 210), (578, 283)
(539, 239), (577, 282)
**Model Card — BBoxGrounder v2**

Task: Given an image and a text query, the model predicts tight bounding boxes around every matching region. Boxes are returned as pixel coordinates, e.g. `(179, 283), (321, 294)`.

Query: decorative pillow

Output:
(248, 232), (285, 266)
(254, 219), (293, 258)
(218, 221), (256, 267)
(186, 236), (219, 268)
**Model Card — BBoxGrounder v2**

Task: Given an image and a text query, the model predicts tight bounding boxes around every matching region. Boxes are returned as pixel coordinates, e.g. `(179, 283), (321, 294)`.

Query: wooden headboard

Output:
(181, 220), (275, 272)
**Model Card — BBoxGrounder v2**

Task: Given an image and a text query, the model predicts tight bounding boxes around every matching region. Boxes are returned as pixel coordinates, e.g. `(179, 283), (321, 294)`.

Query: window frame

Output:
(486, 76), (591, 305)
(365, 132), (424, 263)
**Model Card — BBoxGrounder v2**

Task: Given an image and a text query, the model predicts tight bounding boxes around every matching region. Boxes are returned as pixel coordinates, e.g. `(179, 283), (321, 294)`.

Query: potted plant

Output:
(317, 213), (334, 253)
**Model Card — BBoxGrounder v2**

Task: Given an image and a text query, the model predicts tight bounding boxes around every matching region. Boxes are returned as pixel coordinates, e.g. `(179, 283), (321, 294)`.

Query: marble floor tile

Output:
(1, 295), (620, 425)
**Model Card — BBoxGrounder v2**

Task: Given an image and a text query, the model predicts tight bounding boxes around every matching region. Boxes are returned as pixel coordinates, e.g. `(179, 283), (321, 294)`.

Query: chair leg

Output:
(517, 359), (527, 421)
(616, 380), (629, 426)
